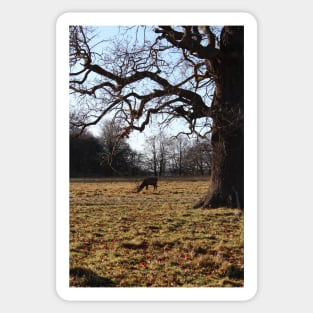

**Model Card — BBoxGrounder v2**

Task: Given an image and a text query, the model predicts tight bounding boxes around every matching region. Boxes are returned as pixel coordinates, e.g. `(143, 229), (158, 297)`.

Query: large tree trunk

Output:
(194, 26), (244, 209)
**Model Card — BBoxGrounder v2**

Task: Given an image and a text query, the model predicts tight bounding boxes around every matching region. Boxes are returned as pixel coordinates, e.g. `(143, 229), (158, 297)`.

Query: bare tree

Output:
(168, 136), (189, 176)
(69, 25), (244, 209)
(98, 119), (136, 176)
(143, 132), (170, 177)
(144, 135), (158, 176)
(183, 139), (212, 176)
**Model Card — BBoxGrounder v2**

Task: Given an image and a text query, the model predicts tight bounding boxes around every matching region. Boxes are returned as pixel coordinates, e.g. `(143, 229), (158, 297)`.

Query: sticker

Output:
(56, 12), (257, 301)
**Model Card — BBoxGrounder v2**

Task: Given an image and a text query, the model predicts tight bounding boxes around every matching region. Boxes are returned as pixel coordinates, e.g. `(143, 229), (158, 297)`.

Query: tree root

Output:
(193, 190), (244, 210)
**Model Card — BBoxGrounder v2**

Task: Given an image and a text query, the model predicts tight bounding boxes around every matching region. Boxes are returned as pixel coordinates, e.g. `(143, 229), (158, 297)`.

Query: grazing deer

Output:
(136, 176), (158, 193)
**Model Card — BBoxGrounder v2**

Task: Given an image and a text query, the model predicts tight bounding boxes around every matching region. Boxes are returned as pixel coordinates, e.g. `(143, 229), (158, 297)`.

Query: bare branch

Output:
(154, 26), (219, 59)
(69, 25), (219, 137)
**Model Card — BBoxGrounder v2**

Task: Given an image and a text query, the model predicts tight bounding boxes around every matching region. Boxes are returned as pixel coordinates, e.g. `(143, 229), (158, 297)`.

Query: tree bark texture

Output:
(195, 26), (244, 209)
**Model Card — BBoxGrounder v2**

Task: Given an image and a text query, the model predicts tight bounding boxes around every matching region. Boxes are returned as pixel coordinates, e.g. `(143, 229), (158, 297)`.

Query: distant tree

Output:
(97, 119), (144, 176)
(70, 131), (103, 177)
(168, 136), (189, 176)
(97, 120), (130, 176)
(126, 150), (145, 176)
(184, 139), (211, 176)
(144, 135), (158, 176)
(157, 134), (169, 177)
(143, 132), (170, 176)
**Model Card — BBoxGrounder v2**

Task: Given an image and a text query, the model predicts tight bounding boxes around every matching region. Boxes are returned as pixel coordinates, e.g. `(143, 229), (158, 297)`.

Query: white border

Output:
(56, 12), (257, 301)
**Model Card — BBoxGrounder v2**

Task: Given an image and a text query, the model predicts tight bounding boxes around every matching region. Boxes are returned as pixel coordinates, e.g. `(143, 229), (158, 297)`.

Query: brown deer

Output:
(136, 176), (158, 192)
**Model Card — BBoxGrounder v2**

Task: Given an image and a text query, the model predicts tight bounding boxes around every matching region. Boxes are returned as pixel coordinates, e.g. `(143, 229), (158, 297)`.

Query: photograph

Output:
(56, 12), (257, 301)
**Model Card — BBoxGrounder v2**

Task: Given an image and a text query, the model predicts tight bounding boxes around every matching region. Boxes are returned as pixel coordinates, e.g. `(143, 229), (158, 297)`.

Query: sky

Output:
(88, 114), (191, 152)
(70, 25), (214, 152)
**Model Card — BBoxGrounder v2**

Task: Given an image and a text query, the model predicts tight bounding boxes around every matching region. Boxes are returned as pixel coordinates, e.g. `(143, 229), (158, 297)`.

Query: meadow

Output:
(70, 177), (244, 287)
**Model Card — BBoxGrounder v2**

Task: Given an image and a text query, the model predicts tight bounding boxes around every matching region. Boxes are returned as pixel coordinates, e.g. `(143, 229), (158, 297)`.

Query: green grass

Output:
(70, 178), (244, 287)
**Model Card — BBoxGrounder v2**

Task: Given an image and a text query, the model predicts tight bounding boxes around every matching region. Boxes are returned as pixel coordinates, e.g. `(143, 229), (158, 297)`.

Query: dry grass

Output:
(70, 177), (244, 287)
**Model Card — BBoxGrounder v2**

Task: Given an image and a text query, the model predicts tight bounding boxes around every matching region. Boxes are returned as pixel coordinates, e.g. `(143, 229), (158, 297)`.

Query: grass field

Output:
(70, 177), (244, 287)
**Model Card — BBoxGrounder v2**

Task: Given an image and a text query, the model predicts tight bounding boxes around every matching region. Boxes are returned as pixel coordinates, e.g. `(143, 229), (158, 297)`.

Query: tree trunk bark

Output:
(194, 26), (244, 209)
(194, 120), (244, 209)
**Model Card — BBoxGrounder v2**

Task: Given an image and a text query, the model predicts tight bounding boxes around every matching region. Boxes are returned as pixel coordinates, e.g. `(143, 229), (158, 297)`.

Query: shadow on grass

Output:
(70, 267), (115, 287)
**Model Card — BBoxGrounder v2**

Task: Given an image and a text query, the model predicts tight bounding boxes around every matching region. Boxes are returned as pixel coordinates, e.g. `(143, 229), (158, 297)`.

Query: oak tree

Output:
(69, 25), (244, 209)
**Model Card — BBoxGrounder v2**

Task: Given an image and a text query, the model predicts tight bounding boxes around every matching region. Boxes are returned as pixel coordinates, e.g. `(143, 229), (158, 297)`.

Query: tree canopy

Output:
(69, 26), (223, 139)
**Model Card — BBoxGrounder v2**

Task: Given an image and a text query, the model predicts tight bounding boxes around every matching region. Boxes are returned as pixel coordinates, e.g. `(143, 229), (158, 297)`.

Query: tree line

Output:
(70, 120), (211, 178)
